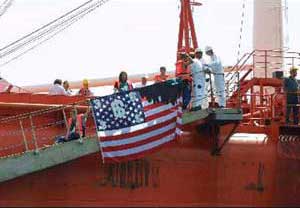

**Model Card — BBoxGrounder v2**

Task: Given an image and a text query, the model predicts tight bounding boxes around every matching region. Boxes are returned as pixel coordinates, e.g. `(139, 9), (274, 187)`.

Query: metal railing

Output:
(0, 99), (96, 158)
(225, 49), (300, 109)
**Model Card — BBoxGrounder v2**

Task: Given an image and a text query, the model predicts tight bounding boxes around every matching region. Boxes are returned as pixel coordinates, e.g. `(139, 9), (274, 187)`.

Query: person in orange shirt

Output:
(154, 66), (169, 83)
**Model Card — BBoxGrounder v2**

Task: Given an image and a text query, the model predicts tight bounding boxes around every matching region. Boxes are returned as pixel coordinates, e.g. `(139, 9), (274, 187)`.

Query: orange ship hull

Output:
(0, 123), (299, 207)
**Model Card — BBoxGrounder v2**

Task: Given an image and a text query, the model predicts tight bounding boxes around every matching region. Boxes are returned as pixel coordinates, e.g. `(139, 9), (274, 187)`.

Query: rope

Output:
(236, 0), (246, 62)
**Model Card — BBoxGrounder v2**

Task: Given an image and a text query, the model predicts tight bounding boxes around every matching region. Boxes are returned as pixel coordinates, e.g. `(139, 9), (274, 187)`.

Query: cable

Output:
(0, 1), (101, 58)
(0, 0), (109, 65)
(0, 0), (13, 19)
(0, 1), (104, 68)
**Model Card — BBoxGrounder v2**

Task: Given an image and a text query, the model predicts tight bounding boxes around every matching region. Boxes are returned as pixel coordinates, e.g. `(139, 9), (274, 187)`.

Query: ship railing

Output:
(240, 91), (300, 127)
(0, 99), (97, 159)
(226, 49), (300, 108)
(253, 49), (300, 78)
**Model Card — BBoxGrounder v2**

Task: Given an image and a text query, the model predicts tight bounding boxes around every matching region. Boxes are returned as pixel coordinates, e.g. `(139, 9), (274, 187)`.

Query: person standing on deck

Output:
(284, 67), (299, 125)
(154, 66), (169, 83)
(184, 52), (206, 111)
(205, 46), (226, 108)
(194, 48), (209, 109)
(114, 71), (133, 93)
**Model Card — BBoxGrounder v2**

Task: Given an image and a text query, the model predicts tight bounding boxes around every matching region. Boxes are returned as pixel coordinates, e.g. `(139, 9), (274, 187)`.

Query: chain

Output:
(236, 0), (247, 62)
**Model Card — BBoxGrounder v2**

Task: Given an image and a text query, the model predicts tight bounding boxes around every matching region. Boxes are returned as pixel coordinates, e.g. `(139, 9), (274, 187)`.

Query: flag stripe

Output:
(144, 103), (174, 117)
(98, 111), (177, 138)
(103, 139), (176, 163)
(102, 127), (176, 152)
(100, 117), (177, 143)
(145, 106), (178, 122)
(101, 122), (176, 150)
(102, 133), (175, 158)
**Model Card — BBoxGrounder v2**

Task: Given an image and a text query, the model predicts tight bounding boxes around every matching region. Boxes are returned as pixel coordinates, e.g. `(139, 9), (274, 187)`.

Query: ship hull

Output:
(0, 125), (299, 207)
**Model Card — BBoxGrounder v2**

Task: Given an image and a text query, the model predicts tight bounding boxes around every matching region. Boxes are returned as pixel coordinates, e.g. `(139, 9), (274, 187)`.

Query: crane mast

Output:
(177, 0), (201, 58)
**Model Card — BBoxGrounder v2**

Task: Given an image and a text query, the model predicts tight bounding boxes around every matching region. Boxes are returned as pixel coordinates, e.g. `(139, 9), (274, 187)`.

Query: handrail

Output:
(239, 67), (253, 83)
(0, 99), (89, 123)
(225, 51), (253, 78)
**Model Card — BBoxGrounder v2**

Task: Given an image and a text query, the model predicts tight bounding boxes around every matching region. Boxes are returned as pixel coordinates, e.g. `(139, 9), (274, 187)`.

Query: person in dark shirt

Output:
(284, 67), (299, 125)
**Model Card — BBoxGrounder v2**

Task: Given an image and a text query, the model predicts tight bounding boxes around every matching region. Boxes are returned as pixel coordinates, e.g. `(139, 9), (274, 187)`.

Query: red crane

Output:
(177, 0), (201, 57)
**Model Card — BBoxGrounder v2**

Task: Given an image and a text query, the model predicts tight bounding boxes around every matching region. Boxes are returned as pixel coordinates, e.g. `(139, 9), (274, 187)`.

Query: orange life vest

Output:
(176, 60), (191, 81)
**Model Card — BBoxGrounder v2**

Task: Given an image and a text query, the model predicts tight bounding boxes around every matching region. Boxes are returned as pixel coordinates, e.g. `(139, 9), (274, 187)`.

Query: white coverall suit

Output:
(190, 59), (206, 108)
(207, 55), (226, 107)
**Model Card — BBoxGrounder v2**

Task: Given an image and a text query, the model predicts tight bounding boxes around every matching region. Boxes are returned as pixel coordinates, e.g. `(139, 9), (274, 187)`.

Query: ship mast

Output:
(177, 0), (201, 59)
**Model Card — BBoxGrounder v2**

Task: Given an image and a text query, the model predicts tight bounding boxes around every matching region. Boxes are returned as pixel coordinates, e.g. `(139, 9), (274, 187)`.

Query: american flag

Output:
(90, 91), (182, 163)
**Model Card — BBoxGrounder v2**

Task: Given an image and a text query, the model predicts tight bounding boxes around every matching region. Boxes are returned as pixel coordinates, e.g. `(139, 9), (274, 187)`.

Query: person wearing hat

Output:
(205, 46), (226, 108)
(77, 79), (94, 96)
(284, 67), (299, 125)
(135, 74), (149, 88)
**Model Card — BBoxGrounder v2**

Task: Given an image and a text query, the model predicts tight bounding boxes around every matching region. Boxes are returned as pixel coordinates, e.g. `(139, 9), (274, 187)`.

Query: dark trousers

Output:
(182, 80), (192, 110)
(286, 105), (299, 125)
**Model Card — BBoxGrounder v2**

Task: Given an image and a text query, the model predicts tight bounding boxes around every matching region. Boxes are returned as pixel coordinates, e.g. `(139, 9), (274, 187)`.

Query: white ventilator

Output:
(190, 59), (206, 108)
(207, 55), (226, 107)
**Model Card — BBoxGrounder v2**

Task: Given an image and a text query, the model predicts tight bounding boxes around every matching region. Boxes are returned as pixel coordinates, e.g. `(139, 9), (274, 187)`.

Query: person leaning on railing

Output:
(284, 67), (299, 125)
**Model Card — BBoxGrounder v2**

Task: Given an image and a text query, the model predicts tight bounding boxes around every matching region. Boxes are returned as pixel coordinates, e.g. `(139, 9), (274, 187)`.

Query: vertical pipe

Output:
(253, 0), (283, 78)
(29, 115), (39, 153)
(264, 50), (268, 78)
(250, 86), (254, 123)
(237, 71), (241, 109)
(177, 2), (184, 55)
(183, 0), (190, 53)
(187, 0), (198, 49)
(19, 119), (29, 152)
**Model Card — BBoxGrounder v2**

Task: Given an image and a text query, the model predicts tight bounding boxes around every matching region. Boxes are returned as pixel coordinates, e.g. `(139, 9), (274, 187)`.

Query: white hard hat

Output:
(141, 74), (148, 79)
(205, 46), (213, 52)
(195, 48), (203, 53)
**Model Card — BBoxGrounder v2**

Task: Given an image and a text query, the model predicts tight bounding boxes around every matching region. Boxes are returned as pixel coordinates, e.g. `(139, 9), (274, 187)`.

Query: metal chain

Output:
(236, 0), (247, 62)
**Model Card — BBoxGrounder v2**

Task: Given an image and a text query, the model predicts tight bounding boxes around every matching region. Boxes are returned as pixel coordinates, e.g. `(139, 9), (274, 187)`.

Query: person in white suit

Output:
(205, 46), (226, 108)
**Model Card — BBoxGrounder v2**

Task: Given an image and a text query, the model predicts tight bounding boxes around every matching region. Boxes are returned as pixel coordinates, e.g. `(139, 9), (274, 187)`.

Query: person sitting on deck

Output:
(284, 67), (299, 125)
(154, 66), (169, 83)
(63, 80), (72, 96)
(77, 79), (94, 96)
(49, 79), (67, 95)
(114, 71), (133, 93)
(65, 107), (90, 141)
